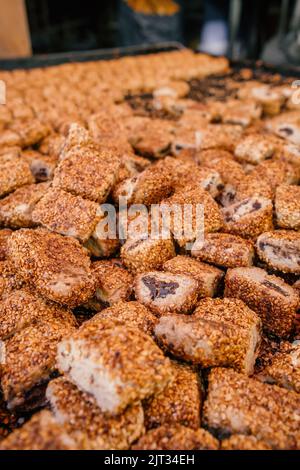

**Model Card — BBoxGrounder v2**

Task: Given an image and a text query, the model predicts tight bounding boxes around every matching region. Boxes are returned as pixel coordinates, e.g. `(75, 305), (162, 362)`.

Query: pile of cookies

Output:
(0, 49), (299, 450)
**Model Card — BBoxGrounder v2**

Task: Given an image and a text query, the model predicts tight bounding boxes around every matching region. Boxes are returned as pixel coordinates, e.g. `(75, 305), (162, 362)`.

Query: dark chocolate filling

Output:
(261, 280), (289, 297)
(142, 275), (179, 300)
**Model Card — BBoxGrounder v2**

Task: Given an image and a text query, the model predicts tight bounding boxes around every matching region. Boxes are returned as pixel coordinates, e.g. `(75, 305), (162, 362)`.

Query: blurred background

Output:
(1, 0), (300, 66)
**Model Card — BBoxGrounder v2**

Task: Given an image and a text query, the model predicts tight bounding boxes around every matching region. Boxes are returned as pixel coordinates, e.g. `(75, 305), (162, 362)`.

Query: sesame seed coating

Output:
(222, 196), (273, 240)
(225, 267), (299, 338)
(57, 318), (173, 415)
(1, 321), (76, 409)
(203, 367), (300, 449)
(0, 288), (77, 341)
(0, 154), (34, 197)
(275, 185), (300, 230)
(121, 237), (175, 274)
(163, 185), (223, 246)
(234, 134), (275, 164)
(0, 229), (12, 260)
(257, 342), (300, 393)
(91, 300), (157, 336)
(251, 159), (298, 190)
(113, 162), (173, 206)
(234, 174), (273, 202)
(135, 270), (199, 315)
(46, 377), (144, 450)
(132, 425), (219, 450)
(52, 148), (121, 202)
(32, 187), (100, 242)
(221, 435), (272, 450)
(0, 410), (77, 450)
(0, 261), (23, 300)
(143, 361), (202, 430)
(191, 232), (254, 268)
(7, 228), (95, 307)
(0, 182), (50, 229)
(91, 260), (133, 306)
(256, 230), (300, 274)
(155, 297), (261, 374)
(162, 255), (223, 297)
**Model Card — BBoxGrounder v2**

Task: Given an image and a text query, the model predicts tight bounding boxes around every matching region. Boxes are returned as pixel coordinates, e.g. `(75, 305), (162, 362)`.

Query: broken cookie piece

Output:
(203, 367), (300, 450)
(7, 228), (95, 307)
(135, 271), (199, 316)
(163, 255), (223, 298)
(132, 425), (219, 450)
(256, 230), (300, 274)
(154, 298), (261, 374)
(57, 318), (172, 415)
(222, 196), (273, 239)
(46, 377), (144, 450)
(225, 266), (299, 338)
(191, 233), (254, 268)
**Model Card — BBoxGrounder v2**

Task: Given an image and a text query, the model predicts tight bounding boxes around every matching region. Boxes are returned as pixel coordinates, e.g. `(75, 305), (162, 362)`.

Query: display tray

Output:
(0, 41), (299, 80)
(0, 42), (184, 70)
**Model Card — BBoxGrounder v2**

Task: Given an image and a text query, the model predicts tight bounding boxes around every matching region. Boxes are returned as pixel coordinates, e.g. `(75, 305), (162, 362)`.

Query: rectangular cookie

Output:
(203, 367), (300, 449)
(275, 184), (300, 230)
(46, 377), (144, 450)
(53, 147), (121, 202)
(222, 196), (273, 239)
(256, 229), (300, 274)
(143, 361), (202, 430)
(154, 298), (261, 374)
(91, 260), (133, 307)
(91, 300), (157, 336)
(1, 321), (76, 409)
(57, 317), (172, 415)
(163, 255), (223, 297)
(135, 270), (199, 315)
(7, 228), (95, 307)
(0, 410), (77, 450)
(121, 237), (175, 274)
(191, 233), (254, 268)
(32, 187), (100, 242)
(225, 267), (299, 338)
(0, 288), (77, 341)
(133, 425), (219, 450)
(0, 154), (34, 197)
(256, 342), (300, 394)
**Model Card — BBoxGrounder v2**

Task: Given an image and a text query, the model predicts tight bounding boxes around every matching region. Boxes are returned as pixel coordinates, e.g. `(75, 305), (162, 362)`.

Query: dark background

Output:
(25, 0), (294, 59)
